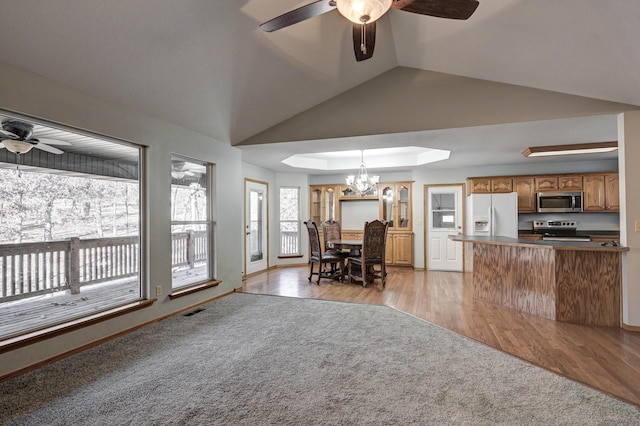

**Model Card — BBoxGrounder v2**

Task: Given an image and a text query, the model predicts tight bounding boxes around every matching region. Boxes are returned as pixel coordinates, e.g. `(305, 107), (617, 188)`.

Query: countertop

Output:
(517, 230), (620, 237)
(450, 234), (629, 252)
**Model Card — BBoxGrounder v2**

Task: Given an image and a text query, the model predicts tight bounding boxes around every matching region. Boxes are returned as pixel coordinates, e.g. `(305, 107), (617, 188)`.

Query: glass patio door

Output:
(245, 179), (268, 275)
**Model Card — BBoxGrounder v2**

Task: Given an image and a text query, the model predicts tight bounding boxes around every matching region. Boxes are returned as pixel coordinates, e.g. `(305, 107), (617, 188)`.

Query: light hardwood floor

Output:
(242, 265), (640, 408)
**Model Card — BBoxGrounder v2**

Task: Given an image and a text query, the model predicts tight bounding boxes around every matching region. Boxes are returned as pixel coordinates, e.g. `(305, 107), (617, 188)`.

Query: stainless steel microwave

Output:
(536, 192), (583, 213)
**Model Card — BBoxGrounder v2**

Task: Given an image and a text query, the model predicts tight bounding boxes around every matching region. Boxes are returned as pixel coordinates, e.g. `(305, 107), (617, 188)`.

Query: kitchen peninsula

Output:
(450, 235), (629, 327)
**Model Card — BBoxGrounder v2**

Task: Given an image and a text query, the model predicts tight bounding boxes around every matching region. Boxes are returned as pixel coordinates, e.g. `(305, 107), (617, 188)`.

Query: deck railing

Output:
(171, 231), (208, 268)
(280, 230), (300, 255)
(0, 232), (206, 302)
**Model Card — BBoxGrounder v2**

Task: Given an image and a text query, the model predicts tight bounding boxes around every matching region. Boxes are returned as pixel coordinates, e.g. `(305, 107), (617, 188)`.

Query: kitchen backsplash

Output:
(519, 212), (620, 232)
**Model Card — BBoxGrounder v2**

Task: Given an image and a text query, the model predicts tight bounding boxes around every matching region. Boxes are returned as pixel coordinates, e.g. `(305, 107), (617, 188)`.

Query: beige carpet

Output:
(1, 293), (639, 425)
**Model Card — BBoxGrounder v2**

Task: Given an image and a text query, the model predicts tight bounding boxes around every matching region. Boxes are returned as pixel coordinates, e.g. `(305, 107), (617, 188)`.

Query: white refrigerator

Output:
(466, 192), (518, 238)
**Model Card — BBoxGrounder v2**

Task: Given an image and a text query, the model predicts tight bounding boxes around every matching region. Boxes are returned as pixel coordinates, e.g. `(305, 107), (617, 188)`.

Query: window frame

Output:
(279, 186), (301, 257)
(170, 154), (215, 290)
(0, 111), (146, 344)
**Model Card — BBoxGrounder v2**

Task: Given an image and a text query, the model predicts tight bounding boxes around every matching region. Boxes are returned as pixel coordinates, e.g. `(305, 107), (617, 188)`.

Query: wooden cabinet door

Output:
(310, 187), (323, 224)
(391, 233), (413, 266)
(468, 178), (491, 194)
(558, 176), (583, 190)
(385, 235), (394, 264)
(535, 176), (559, 191)
(605, 174), (619, 211)
(583, 175), (606, 211)
(491, 177), (513, 193)
(396, 184), (411, 230)
(513, 177), (536, 212)
(518, 234), (542, 241)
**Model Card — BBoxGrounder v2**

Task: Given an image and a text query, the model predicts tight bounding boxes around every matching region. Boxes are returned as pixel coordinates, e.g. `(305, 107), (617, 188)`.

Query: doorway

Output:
(245, 179), (268, 275)
(425, 184), (464, 271)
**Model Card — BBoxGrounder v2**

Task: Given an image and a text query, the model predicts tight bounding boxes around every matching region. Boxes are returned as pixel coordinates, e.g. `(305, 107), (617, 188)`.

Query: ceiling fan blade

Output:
(352, 22), (376, 62)
(34, 143), (64, 155)
(0, 129), (18, 139)
(392, 0), (479, 20)
(0, 142), (5, 149)
(259, 0), (337, 32)
(33, 137), (72, 146)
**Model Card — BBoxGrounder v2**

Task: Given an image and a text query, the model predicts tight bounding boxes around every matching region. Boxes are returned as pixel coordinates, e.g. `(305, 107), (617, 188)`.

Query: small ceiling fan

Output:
(260, 0), (479, 61)
(171, 162), (198, 179)
(0, 119), (71, 155)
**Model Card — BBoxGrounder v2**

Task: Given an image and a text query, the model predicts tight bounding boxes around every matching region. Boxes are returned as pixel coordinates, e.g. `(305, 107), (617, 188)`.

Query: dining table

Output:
(327, 239), (363, 282)
(327, 239), (362, 254)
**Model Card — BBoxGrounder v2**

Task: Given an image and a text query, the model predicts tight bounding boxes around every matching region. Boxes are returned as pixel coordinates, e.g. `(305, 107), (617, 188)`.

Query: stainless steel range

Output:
(532, 220), (592, 242)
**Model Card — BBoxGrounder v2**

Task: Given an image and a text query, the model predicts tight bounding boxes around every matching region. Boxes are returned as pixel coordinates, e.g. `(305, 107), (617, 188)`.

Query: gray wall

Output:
(0, 61), (243, 376)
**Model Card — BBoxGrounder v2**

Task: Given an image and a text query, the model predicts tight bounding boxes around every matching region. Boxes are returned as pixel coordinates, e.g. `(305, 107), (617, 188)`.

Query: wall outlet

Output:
(156, 285), (162, 297)
(636, 220), (640, 233)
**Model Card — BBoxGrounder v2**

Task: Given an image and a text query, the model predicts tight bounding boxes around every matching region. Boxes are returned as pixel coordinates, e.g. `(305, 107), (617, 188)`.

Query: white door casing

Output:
(426, 184), (464, 271)
(245, 179), (268, 275)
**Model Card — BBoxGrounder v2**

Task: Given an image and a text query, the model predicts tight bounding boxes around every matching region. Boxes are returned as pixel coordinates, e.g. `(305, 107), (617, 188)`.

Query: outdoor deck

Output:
(0, 233), (209, 340)
(0, 265), (208, 339)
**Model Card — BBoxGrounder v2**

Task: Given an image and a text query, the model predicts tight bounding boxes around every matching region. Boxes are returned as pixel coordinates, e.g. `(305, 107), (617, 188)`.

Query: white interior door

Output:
(245, 179), (268, 275)
(426, 185), (463, 271)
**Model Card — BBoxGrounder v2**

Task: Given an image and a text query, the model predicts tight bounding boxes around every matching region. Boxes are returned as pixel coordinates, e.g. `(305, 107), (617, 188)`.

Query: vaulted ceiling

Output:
(0, 1), (638, 172)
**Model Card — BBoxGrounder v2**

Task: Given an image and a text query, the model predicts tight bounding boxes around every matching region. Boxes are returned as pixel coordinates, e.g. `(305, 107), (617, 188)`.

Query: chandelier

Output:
(345, 150), (379, 196)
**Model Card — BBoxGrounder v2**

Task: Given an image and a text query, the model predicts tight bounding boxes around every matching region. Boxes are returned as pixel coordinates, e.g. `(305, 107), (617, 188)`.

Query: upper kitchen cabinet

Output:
(467, 177), (512, 194)
(535, 175), (583, 191)
(310, 185), (339, 224)
(491, 177), (513, 193)
(605, 174), (620, 211)
(583, 173), (619, 212)
(466, 177), (490, 194)
(380, 182), (412, 231)
(513, 177), (536, 213)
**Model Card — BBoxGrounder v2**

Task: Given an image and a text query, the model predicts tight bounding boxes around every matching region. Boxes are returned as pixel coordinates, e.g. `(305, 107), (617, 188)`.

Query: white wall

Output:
(618, 112), (640, 327)
(0, 61), (243, 376)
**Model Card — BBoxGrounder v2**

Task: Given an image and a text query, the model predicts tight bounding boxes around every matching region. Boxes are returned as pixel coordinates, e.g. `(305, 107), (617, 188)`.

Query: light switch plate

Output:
(636, 220), (640, 232)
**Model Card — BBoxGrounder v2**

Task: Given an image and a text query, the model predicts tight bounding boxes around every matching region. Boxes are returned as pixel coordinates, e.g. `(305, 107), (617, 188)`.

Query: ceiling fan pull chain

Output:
(15, 153), (22, 177)
(361, 23), (367, 54)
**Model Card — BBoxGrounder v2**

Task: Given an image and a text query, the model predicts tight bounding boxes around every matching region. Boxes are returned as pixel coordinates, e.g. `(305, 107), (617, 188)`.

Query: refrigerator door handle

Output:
(490, 206), (495, 236)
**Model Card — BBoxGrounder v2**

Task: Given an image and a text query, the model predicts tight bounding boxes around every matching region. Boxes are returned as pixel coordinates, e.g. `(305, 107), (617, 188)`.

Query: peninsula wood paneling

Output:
(472, 243), (556, 320)
(555, 250), (621, 327)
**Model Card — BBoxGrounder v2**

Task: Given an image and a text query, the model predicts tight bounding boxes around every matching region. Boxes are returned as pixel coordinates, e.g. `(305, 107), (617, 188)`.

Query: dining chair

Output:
(347, 219), (389, 288)
(321, 219), (349, 262)
(305, 220), (345, 284)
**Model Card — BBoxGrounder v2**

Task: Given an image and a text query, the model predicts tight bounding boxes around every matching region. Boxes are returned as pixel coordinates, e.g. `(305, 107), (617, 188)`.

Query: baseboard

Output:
(621, 323), (640, 332)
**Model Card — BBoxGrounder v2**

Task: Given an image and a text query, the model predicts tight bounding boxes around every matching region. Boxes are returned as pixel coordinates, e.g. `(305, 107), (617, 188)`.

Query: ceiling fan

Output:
(171, 162), (198, 179)
(260, 0), (479, 61)
(0, 119), (71, 155)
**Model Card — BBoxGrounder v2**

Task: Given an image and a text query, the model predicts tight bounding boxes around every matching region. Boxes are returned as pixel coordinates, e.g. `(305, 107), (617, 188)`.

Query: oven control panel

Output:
(533, 220), (577, 230)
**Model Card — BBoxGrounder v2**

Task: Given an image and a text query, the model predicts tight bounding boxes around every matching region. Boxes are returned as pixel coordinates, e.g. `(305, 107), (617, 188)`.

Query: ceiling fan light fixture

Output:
(337, 0), (393, 24)
(2, 139), (34, 154)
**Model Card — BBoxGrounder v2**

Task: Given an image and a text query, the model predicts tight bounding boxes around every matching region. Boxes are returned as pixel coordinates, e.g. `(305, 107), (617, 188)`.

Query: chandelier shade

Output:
(345, 150), (379, 196)
(336, 0), (393, 23)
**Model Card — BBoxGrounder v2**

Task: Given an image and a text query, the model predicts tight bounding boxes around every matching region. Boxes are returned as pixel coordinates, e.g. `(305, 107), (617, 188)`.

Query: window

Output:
(0, 114), (141, 341)
(279, 187), (300, 256)
(431, 193), (456, 229)
(171, 155), (213, 288)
